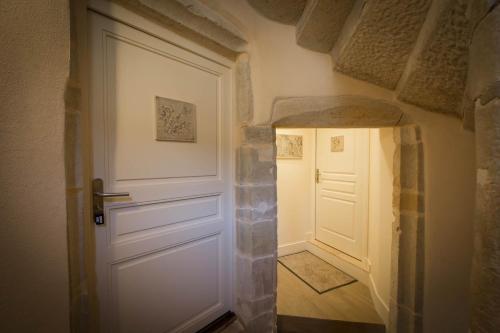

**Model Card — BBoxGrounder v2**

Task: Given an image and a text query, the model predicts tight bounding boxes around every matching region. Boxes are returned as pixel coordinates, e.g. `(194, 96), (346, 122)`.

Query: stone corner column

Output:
(235, 125), (278, 332)
(467, 3), (500, 332)
(390, 125), (425, 333)
(471, 99), (500, 333)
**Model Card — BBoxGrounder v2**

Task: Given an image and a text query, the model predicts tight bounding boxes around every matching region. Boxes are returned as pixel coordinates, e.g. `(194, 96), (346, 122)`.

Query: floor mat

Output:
(278, 251), (356, 294)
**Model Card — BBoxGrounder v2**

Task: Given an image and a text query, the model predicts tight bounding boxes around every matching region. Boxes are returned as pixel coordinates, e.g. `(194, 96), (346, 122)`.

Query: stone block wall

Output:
(471, 99), (500, 332)
(468, 3), (500, 332)
(390, 126), (425, 333)
(235, 126), (278, 332)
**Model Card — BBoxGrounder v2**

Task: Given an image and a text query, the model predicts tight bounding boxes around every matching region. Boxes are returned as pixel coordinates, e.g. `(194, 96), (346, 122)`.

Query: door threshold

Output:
(197, 311), (237, 333)
(308, 240), (370, 272)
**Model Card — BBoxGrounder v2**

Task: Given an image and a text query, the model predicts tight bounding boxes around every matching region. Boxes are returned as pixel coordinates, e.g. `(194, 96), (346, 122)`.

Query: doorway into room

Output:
(276, 127), (395, 330)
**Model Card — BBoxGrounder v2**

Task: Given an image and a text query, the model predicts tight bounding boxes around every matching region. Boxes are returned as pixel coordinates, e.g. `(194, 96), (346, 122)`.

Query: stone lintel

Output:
(271, 95), (404, 127)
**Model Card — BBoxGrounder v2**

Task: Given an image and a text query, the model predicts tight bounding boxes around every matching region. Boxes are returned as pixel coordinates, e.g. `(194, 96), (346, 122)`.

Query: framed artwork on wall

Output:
(276, 134), (303, 159)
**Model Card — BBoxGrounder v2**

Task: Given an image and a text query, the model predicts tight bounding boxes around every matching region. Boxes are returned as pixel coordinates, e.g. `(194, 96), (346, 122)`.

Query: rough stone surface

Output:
(461, 93), (476, 131)
(235, 126), (278, 331)
(247, 0), (306, 25)
(242, 126), (274, 145)
(471, 99), (500, 333)
(221, 319), (245, 333)
(236, 294), (275, 324)
(389, 126), (425, 333)
(237, 219), (277, 257)
(397, 0), (474, 116)
(397, 214), (425, 311)
(236, 206), (277, 223)
(400, 191), (424, 213)
(296, 0), (355, 53)
(394, 125), (422, 145)
(236, 146), (277, 185)
(332, 0), (431, 90)
(236, 184), (277, 209)
(244, 311), (276, 332)
(271, 95), (404, 127)
(236, 254), (276, 301)
(467, 3), (500, 104)
(400, 144), (424, 191)
(236, 54), (254, 124)
(235, 114), (425, 332)
(390, 302), (423, 333)
(112, 0), (247, 58)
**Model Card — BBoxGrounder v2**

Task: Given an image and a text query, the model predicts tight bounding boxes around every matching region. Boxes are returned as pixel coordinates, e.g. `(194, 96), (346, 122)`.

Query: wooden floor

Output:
(277, 263), (384, 324)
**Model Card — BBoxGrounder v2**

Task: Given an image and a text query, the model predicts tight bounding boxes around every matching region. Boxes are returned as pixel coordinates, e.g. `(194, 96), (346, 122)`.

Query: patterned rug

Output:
(278, 251), (356, 294)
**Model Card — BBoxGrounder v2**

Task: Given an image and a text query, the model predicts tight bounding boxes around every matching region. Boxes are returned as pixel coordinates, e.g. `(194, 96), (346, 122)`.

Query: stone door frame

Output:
(235, 96), (425, 332)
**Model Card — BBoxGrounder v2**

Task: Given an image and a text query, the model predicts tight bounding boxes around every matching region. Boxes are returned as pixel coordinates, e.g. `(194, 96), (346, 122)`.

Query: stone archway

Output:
(235, 95), (425, 332)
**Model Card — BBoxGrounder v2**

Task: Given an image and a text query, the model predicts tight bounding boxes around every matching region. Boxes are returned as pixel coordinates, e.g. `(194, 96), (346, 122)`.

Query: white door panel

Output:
(316, 129), (369, 260)
(111, 235), (223, 333)
(89, 9), (232, 333)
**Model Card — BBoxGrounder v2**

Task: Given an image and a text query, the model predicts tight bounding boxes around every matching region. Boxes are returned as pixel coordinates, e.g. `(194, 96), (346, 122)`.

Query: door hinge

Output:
(315, 169), (320, 183)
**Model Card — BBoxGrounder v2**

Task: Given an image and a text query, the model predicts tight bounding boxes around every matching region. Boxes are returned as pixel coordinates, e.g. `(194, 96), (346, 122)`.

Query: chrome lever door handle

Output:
(92, 178), (130, 225)
(93, 192), (130, 198)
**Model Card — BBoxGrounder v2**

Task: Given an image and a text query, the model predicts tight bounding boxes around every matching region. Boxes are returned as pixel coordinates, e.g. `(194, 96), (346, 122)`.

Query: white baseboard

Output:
(278, 241), (307, 257)
(368, 274), (389, 326)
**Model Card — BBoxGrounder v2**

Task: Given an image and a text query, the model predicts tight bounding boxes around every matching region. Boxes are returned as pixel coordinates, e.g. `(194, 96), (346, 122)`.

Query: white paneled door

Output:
(315, 129), (369, 260)
(89, 9), (232, 333)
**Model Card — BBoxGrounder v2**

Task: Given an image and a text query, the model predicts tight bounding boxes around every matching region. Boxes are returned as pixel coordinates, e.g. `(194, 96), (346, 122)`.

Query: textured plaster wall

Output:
(0, 1), (70, 332)
(210, 1), (476, 331)
(276, 128), (315, 248)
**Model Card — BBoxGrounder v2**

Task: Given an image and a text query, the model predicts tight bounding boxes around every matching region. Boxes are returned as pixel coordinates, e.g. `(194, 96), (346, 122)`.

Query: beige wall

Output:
(368, 128), (395, 323)
(0, 1), (70, 332)
(276, 128), (315, 249)
(211, 1), (476, 331)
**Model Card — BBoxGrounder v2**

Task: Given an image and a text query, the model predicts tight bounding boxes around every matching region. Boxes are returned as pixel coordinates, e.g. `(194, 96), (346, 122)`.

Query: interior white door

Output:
(89, 10), (232, 333)
(315, 129), (369, 260)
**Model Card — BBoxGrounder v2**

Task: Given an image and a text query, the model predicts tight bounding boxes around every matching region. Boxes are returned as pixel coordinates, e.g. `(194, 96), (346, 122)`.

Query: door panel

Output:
(89, 10), (232, 333)
(315, 129), (369, 260)
(109, 196), (220, 245)
(111, 235), (222, 333)
(106, 35), (218, 182)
